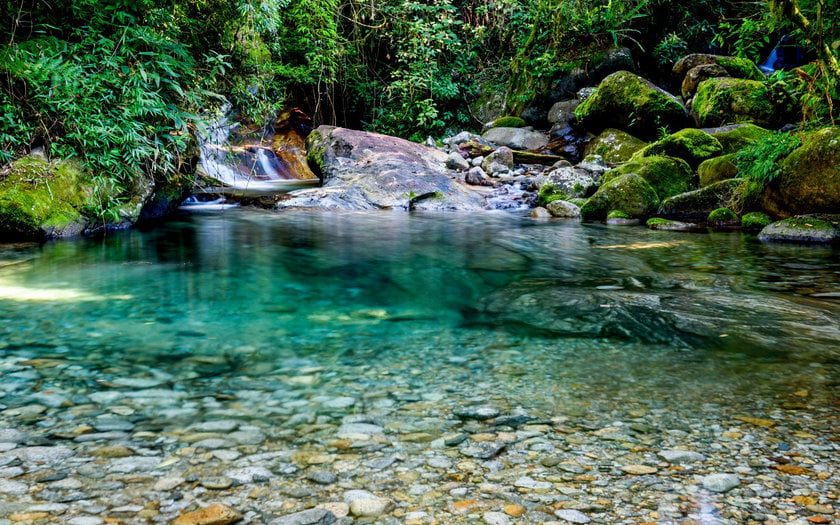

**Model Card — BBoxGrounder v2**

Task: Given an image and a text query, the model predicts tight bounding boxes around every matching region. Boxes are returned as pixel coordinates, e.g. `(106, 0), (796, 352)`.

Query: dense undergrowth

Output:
(1, 0), (838, 200)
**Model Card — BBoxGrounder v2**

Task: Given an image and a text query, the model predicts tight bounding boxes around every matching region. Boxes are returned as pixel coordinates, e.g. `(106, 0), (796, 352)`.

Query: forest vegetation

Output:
(1, 0), (838, 213)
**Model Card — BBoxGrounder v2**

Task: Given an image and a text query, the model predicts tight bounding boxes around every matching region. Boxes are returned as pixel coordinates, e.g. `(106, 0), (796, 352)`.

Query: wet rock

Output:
(306, 470), (337, 485)
(460, 441), (506, 459)
(0, 478), (28, 494)
(453, 405), (500, 420)
(658, 449), (706, 463)
(446, 152), (470, 171)
(758, 217), (838, 244)
(553, 509), (591, 523)
(483, 128), (549, 151)
(269, 508), (337, 525)
(531, 206), (552, 219)
(701, 473), (740, 493)
(658, 178), (747, 221)
(9, 446), (75, 463)
(173, 504), (243, 525)
(483, 511), (512, 525)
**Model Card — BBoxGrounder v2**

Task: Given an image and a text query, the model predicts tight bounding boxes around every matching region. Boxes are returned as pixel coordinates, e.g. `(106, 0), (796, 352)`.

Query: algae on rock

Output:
(603, 155), (694, 201)
(632, 128), (723, 169)
(580, 173), (660, 220)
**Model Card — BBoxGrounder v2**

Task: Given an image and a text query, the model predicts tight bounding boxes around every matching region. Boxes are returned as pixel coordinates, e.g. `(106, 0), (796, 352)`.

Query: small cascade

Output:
(196, 107), (320, 195)
(759, 35), (807, 75)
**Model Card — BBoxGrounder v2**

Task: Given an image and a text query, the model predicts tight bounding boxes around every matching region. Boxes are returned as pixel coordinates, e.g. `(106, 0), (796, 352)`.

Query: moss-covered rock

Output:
(741, 211), (772, 231)
(632, 128), (723, 169)
(488, 116), (526, 128)
(658, 178), (749, 221)
(646, 217), (698, 230)
(707, 207), (740, 227)
(758, 217), (839, 244)
(574, 71), (690, 140)
(681, 64), (729, 100)
(708, 124), (771, 154)
(603, 155), (694, 200)
(698, 154), (739, 187)
(761, 127), (840, 217)
(546, 199), (581, 218)
(673, 54), (764, 81)
(538, 183), (567, 207)
(692, 78), (795, 128)
(583, 128), (648, 166)
(580, 173), (659, 220)
(0, 156), (91, 240)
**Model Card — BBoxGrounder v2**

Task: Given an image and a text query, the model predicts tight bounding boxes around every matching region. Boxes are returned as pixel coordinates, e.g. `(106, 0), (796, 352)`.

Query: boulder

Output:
(632, 128), (723, 169)
(574, 71), (691, 140)
(741, 211), (772, 231)
(758, 217), (839, 244)
(481, 146), (515, 174)
(580, 173), (660, 220)
(681, 64), (729, 99)
(583, 128), (648, 167)
(658, 178), (748, 221)
(692, 77), (797, 128)
(761, 126), (840, 217)
(707, 207), (741, 227)
(486, 116), (526, 129)
(482, 127), (549, 151)
(546, 200), (581, 218)
(707, 124), (771, 154)
(279, 126), (486, 211)
(547, 99), (581, 129)
(673, 54), (765, 81)
(603, 155), (694, 200)
(698, 154), (738, 187)
(646, 218), (698, 231)
(534, 166), (598, 200)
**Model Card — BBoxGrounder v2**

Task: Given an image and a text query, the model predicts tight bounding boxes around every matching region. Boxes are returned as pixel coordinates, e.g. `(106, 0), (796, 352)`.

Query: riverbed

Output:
(0, 210), (837, 525)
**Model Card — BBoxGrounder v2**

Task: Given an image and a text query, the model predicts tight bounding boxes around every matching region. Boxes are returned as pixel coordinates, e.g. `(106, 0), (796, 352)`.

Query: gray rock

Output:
(758, 218), (839, 244)
(553, 509), (591, 523)
(9, 446), (74, 463)
(349, 497), (391, 518)
(658, 449), (707, 464)
(546, 200), (581, 218)
(483, 511), (512, 525)
(534, 167), (597, 199)
(465, 167), (490, 186)
(483, 127), (549, 151)
(482, 147), (514, 173)
(306, 470), (338, 484)
(0, 479), (28, 494)
(514, 476), (552, 490)
(269, 508), (337, 525)
(335, 423), (384, 439)
(658, 178), (747, 221)
(446, 152), (471, 171)
(459, 441), (506, 459)
(453, 405), (500, 420)
(225, 466), (273, 484)
(701, 473), (740, 493)
(531, 206), (553, 219)
(547, 99), (580, 128)
(190, 420), (241, 432)
(0, 429), (28, 443)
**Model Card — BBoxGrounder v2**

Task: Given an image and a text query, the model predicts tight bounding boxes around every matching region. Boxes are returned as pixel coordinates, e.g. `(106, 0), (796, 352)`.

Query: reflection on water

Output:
(0, 210), (838, 415)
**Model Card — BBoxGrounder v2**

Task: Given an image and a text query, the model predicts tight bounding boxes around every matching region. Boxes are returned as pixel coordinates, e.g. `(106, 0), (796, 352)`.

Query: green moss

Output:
(692, 78), (782, 128)
(490, 116), (526, 128)
(717, 57), (765, 81)
(605, 155), (693, 200)
(658, 178), (749, 221)
(580, 172), (659, 220)
(568, 197), (588, 207)
(646, 217), (672, 226)
(632, 128), (722, 169)
(584, 128), (648, 166)
(574, 71), (689, 140)
(0, 156), (89, 240)
(707, 207), (740, 226)
(538, 183), (567, 207)
(607, 210), (632, 220)
(763, 127), (840, 216)
(710, 124), (771, 154)
(741, 211), (772, 230)
(698, 154), (739, 187)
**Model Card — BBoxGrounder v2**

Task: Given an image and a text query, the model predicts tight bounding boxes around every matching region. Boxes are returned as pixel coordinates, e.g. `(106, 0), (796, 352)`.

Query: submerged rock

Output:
(278, 126), (486, 211)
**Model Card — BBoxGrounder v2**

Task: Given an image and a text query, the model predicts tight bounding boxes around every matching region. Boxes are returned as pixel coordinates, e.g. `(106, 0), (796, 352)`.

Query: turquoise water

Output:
(1, 210), (838, 419)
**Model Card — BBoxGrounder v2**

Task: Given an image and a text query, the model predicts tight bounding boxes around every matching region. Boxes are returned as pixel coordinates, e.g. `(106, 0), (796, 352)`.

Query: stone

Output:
(269, 508), (337, 525)
(632, 128), (723, 169)
(482, 128), (549, 151)
(658, 178), (747, 221)
(9, 446), (75, 463)
(224, 466), (273, 484)
(482, 146), (514, 174)
(698, 154), (738, 187)
(547, 99), (580, 128)
(681, 63), (729, 99)
(603, 155), (694, 200)
(0, 479), (28, 494)
(673, 54), (764, 80)
(514, 476), (552, 490)
(306, 470), (337, 485)
(546, 200), (581, 218)
(645, 218), (697, 231)
(483, 511), (512, 525)
(453, 405), (500, 420)
(758, 218), (838, 244)
(89, 446), (134, 458)
(349, 497), (391, 518)
(621, 464), (658, 475)
(580, 173), (660, 220)
(692, 77), (797, 128)
(574, 71), (691, 140)
(503, 504), (526, 518)
(279, 126), (486, 211)
(553, 509), (591, 523)
(154, 476), (185, 491)
(707, 207), (740, 227)
(708, 123), (770, 154)
(531, 206), (552, 219)
(701, 473), (740, 493)
(583, 128), (647, 166)
(657, 449), (706, 463)
(465, 167), (490, 186)
(446, 152), (470, 171)
(172, 504), (243, 525)
(459, 442), (506, 459)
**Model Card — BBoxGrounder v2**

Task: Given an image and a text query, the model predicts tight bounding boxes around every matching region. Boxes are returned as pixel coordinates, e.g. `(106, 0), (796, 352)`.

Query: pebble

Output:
(483, 511), (512, 525)
(453, 405), (500, 420)
(658, 449), (706, 463)
(460, 441), (506, 459)
(701, 473), (741, 493)
(172, 504), (242, 525)
(269, 508), (337, 525)
(553, 509), (591, 523)
(0, 478), (28, 494)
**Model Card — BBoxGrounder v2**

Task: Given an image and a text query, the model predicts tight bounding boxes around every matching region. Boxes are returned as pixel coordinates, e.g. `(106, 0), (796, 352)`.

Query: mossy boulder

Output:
(698, 154), (739, 187)
(758, 217), (839, 244)
(692, 78), (796, 128)
(658, 178), (749, 221)
(583, 128), (648, 166)
(538, 183), (567, 207)
(741, 211), (772, 231)
(574, 71), (691, 140)
(546, 199), (581, 218)
(646, 217), (698, 231)
(673, 54), (764, 81)
(603, 155), (694, 200)
(0, 156), (90, 240)
(580, 173), (660, 220)
(708, 124), (771, 154)
(761, 127), (840, 217)
(707, 207), (740, 227)
(681, 64), (730, 99)
(487, 116), (526, 128)
(632, 128), (723, 169)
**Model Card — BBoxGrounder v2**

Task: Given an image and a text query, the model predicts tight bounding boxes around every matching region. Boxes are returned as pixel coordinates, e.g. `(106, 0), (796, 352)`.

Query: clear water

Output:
(1, 209), (838, 422)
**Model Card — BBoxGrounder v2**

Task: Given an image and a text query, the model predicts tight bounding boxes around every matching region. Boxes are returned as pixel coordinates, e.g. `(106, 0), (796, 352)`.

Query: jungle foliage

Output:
(1, 0), (839, 179)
